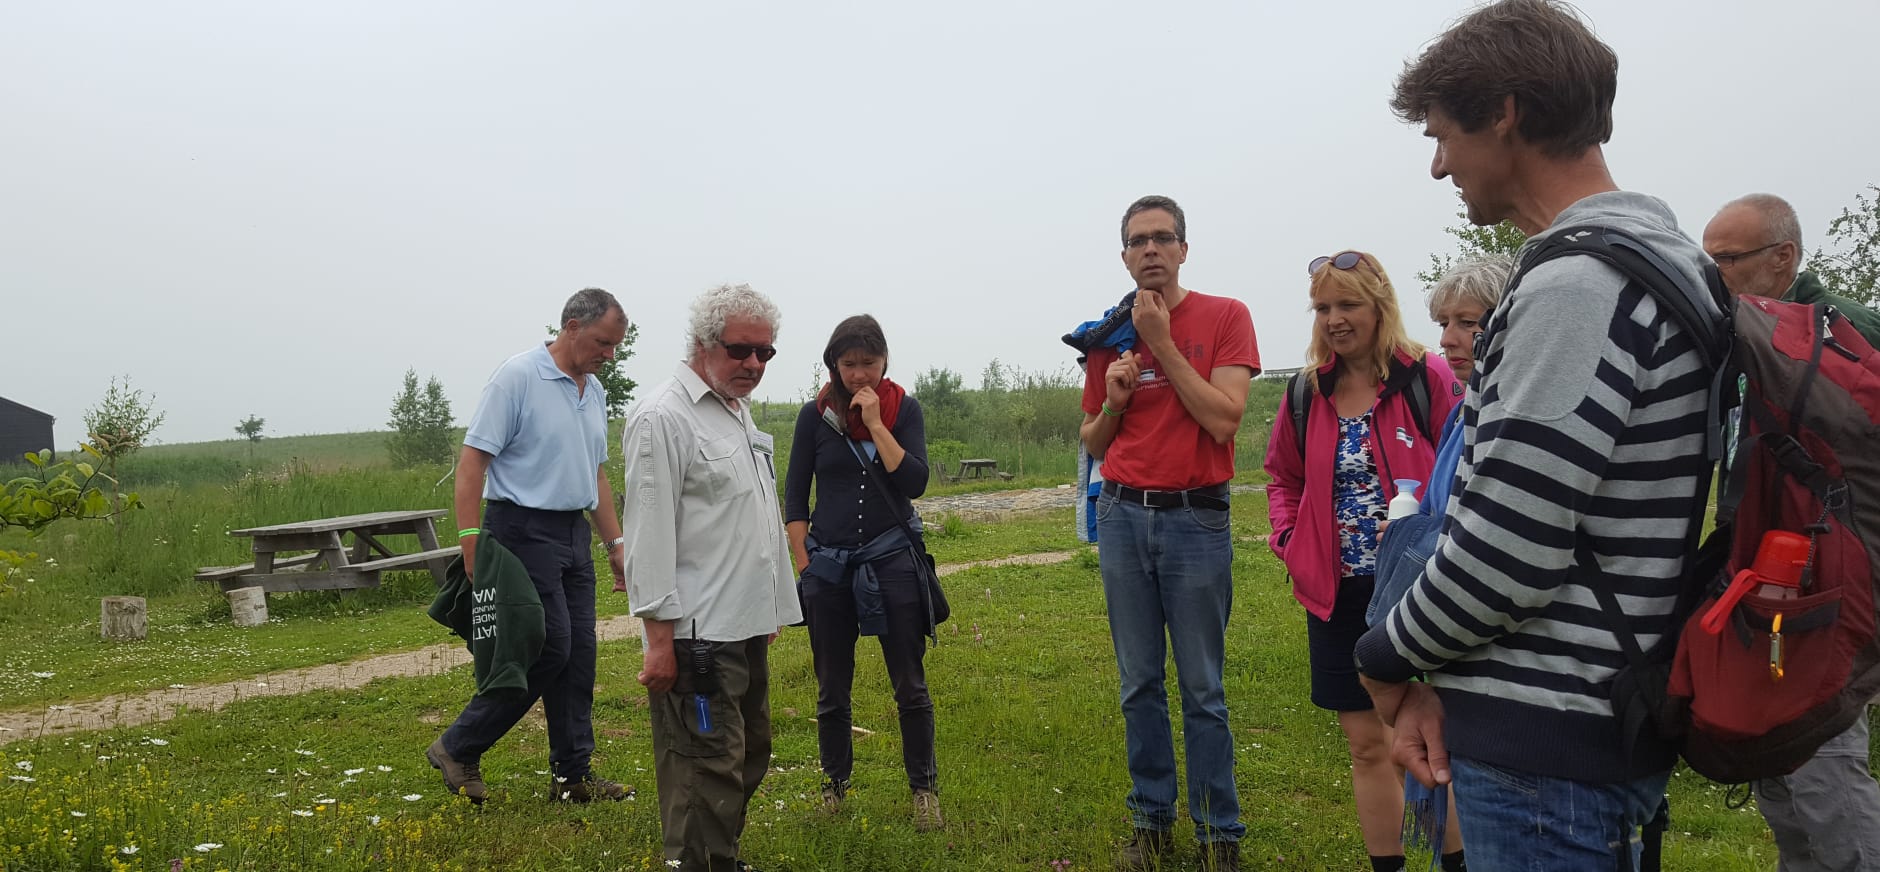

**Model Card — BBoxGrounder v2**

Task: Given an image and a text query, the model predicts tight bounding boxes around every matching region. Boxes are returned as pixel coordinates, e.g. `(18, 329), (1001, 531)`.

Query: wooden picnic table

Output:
(958, 458), (999, 479)
(194, 509), (455, 595)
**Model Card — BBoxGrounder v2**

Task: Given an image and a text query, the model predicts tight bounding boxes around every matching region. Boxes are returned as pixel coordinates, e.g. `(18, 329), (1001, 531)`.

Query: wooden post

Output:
(228, 586), (269, 627)
(100, 596), (147, 641)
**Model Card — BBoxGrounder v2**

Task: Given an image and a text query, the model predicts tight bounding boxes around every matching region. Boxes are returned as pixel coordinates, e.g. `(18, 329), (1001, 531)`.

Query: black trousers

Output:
(801, 552), (938, 792)
(440, 501), (597, 780)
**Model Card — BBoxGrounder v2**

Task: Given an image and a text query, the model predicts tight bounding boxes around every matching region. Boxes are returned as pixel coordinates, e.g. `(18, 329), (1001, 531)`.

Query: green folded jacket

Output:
(427, 534), (545, 702)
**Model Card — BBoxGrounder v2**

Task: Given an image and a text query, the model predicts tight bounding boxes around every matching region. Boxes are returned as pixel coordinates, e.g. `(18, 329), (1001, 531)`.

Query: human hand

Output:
(768, 630), (780, 645)
(607, 549), (626, 592)
(791, 547), (810, 575)
(637, 641), (678, 694)
(460, 536), (476, 579)
(1132, 289), (1172, 346)
(850, 386), (882, 429)
(1105, 351), (1142, 412)
(1362, 676), (1450, 788)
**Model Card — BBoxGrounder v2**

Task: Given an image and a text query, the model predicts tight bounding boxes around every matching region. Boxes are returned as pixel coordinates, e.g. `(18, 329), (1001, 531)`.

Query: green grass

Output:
(0, 496), (1784, 871)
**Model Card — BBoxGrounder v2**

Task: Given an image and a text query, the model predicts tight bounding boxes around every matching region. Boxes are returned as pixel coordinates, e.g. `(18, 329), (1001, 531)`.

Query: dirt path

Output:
(0, 550), (1081, 746)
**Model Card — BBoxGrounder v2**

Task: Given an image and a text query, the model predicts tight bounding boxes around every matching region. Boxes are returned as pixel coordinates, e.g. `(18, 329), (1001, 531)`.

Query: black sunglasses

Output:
(1308, 251), (1365, 276)
(720, 342), (777, 362)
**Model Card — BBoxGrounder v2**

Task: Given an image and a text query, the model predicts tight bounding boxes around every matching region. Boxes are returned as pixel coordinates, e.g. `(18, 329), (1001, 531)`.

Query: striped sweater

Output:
(1354, 192), (1719, 783)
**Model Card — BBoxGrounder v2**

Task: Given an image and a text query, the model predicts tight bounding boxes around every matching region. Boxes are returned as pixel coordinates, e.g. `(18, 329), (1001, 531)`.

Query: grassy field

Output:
(1, 482), (1788, 871)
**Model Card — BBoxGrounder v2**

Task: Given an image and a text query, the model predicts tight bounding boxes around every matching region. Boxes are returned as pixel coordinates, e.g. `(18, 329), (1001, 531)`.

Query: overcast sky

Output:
(5, 1), (1876, 447)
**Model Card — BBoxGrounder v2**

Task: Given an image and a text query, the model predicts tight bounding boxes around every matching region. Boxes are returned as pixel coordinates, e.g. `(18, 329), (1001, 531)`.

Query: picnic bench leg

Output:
(410, 520), (450, 586)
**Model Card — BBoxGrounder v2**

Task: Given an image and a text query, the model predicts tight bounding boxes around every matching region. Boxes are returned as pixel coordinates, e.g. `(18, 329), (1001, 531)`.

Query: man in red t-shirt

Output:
(1079, 195), (1259, 871)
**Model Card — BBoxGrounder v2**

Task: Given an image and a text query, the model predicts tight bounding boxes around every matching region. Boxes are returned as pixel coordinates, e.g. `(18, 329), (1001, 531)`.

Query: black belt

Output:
(1102, 481), (1230, 512)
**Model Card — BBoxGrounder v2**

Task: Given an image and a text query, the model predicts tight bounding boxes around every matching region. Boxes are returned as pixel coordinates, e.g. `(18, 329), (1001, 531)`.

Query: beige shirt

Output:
(621, 363), (800, 641)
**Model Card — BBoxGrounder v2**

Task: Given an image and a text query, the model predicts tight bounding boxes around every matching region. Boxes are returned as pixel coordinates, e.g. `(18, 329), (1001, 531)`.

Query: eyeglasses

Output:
(720, 342), (777, 362)
(1711, 241), (1785, 268)
(1124, 233), (1182, 250)
(1308, 251), (1365, 275)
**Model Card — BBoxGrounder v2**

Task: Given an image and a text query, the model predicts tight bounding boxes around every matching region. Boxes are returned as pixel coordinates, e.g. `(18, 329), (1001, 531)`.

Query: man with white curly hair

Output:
(621, 282), (800, 872)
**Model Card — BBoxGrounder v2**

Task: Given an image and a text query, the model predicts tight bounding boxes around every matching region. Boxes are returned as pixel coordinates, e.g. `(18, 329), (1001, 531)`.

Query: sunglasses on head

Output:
(1308, 251), (1365, 276)
(720, 342), (777, 362)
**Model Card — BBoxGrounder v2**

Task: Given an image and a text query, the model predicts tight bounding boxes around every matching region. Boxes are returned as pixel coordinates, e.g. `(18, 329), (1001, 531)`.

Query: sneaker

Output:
(819, 779), (848, 814)
(1198, 841), (1240, 872)
(913, 788), (944, 832)
(426, 738), (486, 805)
(551, 774), (631, 803)
(1116, 828), (1173, 871)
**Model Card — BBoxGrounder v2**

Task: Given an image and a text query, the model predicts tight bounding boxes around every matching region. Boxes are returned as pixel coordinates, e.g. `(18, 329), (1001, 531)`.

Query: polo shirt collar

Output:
(533, 342), (575, 382)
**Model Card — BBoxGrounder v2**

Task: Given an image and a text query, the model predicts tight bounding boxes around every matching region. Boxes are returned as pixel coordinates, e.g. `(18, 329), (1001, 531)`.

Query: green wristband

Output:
(457, 528), (480, 539)
(1101, 402), (1126, 418)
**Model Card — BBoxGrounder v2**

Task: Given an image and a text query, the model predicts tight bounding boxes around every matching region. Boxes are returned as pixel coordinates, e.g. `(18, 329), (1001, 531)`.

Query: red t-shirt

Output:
(1081, 290), (1260, 490)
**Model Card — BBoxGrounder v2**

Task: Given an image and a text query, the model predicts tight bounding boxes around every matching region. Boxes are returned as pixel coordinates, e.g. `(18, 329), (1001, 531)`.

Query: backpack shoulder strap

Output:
(1408, 358), (1433, 443)
(1288, 372), (1311, 459)
(1513, 224), (1734, 461)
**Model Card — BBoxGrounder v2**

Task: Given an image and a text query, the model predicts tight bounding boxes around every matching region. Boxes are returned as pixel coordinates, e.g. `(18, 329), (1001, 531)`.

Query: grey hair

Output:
(1723, 192), (1804, 250)
(560, 287), (624, 327)
(685, 283), (782, 360)
(1120, 195), (1186, 246)
(1426, 253), (1515, 321)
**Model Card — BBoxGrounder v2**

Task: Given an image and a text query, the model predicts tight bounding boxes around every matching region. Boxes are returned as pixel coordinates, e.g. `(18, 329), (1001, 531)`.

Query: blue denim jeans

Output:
(441, 501), (599, 781)
(1452, 757), (1670, 871)
(1096, 491), (1243, 843)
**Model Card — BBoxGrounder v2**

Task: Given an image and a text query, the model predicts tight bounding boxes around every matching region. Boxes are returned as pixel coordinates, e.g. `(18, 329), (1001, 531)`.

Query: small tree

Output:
(387, 369), (455, 468)
(1808, 183), (1880, 306)
(545, 321), (640, 416)
(235, 414), (265, 443)
(1416, 212), (1529, 292)
(82, 375), (165, 543)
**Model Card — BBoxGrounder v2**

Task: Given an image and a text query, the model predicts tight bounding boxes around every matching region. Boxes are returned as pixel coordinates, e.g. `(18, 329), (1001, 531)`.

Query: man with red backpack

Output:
(1705, 193), (1880, 872)
(1351, 2), (1723, 868)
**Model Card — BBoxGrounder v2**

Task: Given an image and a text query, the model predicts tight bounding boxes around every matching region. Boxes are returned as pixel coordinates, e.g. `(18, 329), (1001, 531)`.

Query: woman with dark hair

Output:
(783, 314), (942, 832)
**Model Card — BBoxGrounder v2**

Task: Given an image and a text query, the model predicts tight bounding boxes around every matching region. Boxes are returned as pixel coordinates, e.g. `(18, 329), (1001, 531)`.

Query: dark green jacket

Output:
(428, 535), (544, 702)
(1787, 271), (1880, 347)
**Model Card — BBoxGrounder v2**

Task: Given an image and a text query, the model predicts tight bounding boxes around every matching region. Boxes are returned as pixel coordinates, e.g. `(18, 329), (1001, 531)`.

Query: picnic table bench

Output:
(194, 509), (455, 595)
(959, 458), (999, 479)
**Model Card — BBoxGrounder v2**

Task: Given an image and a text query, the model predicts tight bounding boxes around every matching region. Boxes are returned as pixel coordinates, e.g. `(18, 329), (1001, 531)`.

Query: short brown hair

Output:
(1120, 195), (1185, 247)
(1391, 0), (1617, 158)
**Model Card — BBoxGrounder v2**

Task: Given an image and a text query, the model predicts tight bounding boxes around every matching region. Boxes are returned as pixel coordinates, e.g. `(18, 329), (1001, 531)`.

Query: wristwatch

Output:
(606, 536), (626, 553)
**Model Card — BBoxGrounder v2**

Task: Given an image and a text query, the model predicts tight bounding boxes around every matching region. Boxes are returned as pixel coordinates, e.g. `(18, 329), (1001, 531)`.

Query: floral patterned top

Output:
(1334, 413), (1387, 576)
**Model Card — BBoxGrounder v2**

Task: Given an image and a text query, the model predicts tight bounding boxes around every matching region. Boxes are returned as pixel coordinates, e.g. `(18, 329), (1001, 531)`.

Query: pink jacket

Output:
(1264, 350), (1461, 620)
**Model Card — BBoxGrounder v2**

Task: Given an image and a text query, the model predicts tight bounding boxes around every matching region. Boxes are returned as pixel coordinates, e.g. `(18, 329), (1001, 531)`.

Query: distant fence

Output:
(1259, 365), (1303, 381)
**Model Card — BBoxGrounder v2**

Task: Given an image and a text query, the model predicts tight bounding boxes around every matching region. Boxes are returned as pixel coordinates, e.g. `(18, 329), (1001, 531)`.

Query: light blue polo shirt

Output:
(463, 342), (609, 511)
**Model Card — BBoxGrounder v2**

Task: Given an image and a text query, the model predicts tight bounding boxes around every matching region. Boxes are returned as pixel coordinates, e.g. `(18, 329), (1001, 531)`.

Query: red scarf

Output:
(817, 377), (904, 442)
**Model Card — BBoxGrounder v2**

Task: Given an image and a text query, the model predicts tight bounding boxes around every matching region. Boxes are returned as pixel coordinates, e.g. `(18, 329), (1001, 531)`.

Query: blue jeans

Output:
(441, 501), (599, 781)
(1452, 757), (1670, 871)
(1096, 491), (1243, 843)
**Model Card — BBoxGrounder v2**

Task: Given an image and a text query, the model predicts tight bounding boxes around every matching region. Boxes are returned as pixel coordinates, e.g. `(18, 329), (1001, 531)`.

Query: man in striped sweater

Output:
(1353, 2), (1721, 868)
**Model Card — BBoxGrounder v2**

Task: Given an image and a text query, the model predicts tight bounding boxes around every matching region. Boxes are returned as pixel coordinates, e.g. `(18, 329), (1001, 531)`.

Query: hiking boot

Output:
(1116, 827), (1173, 871)
(425, 738), (486, 805)
(551, 774), (631, 803)
(1197, 841), (1240, 872)
(819, 779), (848, 814)
(913, 788), (944, 832)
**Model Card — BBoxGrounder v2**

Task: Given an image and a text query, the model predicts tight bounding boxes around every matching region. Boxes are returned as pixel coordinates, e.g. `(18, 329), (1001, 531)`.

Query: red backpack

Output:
(1666, 291), (1880, 781)
(1513, 226), (1880, 785)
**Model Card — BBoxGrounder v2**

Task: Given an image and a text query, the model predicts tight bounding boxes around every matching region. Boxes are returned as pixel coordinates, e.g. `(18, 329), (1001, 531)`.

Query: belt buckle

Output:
(1138, 487), (1156, 508)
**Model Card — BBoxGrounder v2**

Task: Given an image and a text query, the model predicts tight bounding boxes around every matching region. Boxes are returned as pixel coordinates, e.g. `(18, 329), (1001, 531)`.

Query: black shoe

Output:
(1116, 827), (1173, 871)
(426, 738), (486, 804)
(1198, 841), (1239, 872)
(551, 773), (631, 803)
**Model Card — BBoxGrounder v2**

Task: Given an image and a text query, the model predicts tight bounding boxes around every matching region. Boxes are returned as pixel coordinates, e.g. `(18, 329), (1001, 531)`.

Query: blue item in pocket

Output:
(695, 693), (713, 734)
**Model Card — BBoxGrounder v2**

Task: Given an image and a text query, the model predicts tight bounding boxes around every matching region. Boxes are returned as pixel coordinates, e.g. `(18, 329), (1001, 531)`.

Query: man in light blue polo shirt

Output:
(426, 287), (633, 805)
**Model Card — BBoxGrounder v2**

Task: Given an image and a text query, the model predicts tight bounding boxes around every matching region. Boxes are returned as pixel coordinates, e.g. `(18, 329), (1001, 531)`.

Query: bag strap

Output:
(840, 436), (941, 643)
(1288, 372), (1311, 460)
